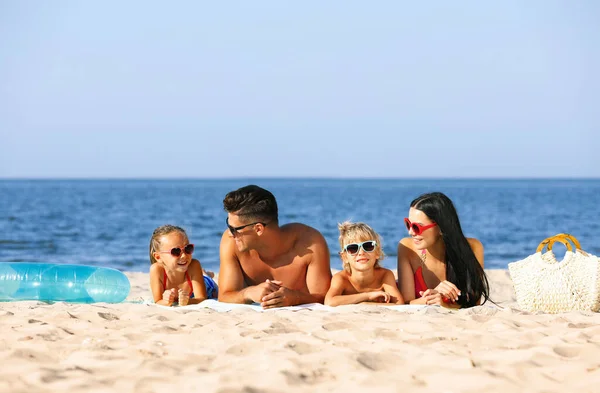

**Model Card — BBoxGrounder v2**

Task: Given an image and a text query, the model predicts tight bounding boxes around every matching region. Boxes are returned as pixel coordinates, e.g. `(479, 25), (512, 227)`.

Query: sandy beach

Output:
(1, 269), (599, 393)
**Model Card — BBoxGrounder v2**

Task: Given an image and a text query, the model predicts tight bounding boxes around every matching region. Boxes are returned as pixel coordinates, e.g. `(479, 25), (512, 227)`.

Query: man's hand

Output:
(260, 281), (299, 309)
(244, 279), (282, 304)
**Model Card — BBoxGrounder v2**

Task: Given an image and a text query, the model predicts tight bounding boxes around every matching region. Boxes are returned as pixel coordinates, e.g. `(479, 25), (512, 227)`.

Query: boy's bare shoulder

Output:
(375, 266), (395, 278)
(332, 270), (350, 279)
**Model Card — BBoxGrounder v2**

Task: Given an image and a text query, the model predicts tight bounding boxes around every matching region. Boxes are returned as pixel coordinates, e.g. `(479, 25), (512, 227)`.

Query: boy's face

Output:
(341, 237), (380, 273)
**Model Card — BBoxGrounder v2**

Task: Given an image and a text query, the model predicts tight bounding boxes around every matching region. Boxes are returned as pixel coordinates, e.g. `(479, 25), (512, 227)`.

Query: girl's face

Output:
(407, 207), (442, 250)
(341, 237), (380, 274)
(153, 231), (193, 273)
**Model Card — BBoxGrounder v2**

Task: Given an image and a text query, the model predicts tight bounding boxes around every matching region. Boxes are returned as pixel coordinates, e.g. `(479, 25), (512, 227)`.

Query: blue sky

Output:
(1, 1), (598, 178)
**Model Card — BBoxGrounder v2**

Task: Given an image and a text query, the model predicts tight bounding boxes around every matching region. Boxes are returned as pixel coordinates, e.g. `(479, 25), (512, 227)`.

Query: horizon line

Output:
(1, 176), (599, 181)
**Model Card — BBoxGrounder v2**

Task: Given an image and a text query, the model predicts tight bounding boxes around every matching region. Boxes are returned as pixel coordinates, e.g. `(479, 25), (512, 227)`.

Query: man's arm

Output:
(217, 231), (253, 304)
(217, 231), (279, 304)
(260, 228), (332, 308)
(303, 228), (332, 304)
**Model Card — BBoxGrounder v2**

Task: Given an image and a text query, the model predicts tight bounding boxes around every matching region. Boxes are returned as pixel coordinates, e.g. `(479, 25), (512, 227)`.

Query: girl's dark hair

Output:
(223, 185), (279, 224)
(411, 192), (489, 307)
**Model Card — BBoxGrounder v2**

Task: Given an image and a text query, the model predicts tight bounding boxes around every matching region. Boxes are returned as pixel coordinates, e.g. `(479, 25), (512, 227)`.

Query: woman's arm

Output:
(468, 238), (485, 268)
(467, 237), (485, 305)
(397, 238), (423, 304)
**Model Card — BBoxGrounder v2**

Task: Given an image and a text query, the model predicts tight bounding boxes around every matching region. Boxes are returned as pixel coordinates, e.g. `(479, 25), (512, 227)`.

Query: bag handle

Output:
(536, 234), (579, 253)
(553, 233), (582, 250)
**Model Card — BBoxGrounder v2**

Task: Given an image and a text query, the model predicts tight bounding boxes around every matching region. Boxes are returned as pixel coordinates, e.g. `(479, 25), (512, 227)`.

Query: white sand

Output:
(1, 269), (599, 393)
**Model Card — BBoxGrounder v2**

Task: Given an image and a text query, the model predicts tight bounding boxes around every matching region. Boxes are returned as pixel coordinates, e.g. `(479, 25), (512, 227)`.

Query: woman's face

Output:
(407, 207), (441, 250)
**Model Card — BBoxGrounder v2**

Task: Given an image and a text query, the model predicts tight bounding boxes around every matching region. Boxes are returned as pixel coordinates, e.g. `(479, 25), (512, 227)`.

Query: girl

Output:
(149, 224), (218, 306)
(325, 222), (404, 306)
(397, 192), (489, 308)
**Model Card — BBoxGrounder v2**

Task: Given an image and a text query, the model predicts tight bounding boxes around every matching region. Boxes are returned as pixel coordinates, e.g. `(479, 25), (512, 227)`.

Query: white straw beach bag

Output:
(508, 233), (600, 313)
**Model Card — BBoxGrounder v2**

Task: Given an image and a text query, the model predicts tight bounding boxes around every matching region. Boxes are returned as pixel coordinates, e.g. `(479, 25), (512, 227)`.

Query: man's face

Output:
(227, 213), (258, 252)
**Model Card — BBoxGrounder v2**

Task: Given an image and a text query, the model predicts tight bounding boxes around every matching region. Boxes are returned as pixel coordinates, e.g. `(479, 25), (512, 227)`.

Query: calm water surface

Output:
(1, 179), (599, 272)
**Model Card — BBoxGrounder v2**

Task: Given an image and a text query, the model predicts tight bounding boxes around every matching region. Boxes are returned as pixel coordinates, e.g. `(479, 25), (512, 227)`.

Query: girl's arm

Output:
(149, 264), (175, 306)
(187, 259), (207, 304)
(381, 269), (405, 305)
(325, 273), (390, 306)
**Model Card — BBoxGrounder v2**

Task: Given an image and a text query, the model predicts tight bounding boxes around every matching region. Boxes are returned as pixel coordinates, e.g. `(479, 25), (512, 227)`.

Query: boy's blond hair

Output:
(338, 221), (385, 273)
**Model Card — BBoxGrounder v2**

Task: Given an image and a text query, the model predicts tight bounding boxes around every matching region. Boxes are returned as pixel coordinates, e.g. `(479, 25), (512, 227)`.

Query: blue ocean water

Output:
(1, 179), (599, 273)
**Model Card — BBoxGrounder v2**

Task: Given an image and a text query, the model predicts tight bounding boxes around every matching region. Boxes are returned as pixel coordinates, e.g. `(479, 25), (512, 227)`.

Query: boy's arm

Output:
(324, 274), (373, 306)
(381, 269), (405, 304)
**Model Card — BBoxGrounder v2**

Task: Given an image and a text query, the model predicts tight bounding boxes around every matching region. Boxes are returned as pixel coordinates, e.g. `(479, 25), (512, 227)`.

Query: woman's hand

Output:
(420, 289), (458, 308)
(178, 289), (190, 306)
(433, 280), (461, 302)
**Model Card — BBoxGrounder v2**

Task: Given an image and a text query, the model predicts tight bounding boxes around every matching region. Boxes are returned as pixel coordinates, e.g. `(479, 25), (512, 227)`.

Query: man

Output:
(218, 185), (332, 308)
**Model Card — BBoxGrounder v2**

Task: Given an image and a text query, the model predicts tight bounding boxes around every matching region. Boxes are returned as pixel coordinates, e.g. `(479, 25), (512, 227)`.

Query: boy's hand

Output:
(367, 290), (391, 303)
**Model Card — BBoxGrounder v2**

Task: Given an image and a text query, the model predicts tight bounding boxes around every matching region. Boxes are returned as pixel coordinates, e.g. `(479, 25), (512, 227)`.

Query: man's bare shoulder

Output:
(281, 223), (327, 248)
(219, 229), (243, 260)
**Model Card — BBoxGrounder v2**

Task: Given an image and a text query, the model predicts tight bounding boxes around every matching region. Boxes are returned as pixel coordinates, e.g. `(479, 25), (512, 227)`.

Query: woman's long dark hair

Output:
(411, 192), (489, 307)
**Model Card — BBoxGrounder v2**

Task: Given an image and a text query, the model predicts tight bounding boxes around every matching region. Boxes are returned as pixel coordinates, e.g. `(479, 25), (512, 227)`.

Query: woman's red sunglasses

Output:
(404, 218), (437, 235)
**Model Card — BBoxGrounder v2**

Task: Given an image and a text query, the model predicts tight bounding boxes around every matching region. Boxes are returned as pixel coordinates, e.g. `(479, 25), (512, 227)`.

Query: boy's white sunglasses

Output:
(343, 241), (377, 255)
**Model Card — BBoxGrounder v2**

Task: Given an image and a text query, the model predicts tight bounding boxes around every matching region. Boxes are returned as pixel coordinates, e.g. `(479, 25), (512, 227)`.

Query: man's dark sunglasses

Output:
(226, 217), (269, 235)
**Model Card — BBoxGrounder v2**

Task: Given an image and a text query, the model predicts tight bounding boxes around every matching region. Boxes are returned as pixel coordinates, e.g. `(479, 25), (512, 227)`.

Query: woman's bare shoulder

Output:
(466, 237), (484, 251)
(466, 237), (484, 267)
(398, 237), (416, 252)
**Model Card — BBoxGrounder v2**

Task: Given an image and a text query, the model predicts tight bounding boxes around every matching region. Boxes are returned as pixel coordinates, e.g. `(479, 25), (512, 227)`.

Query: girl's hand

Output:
(178, 289), (190, 306)
(433, 281), (461, 302)
(367, 290), (391, 303)
(162, 289), (176, 305)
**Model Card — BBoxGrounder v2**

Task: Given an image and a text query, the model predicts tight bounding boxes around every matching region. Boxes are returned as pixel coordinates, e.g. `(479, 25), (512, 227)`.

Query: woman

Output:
(397, 192), (489, 308)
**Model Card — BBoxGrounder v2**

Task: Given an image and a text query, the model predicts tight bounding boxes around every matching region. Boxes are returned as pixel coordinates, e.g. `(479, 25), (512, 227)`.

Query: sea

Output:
(1, 179), (599, 273)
